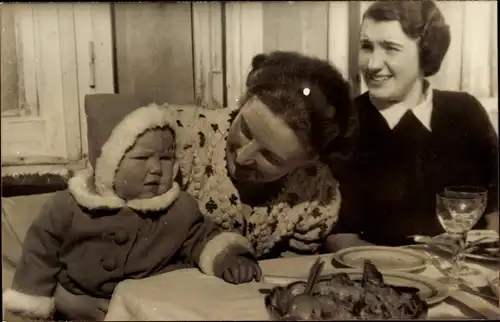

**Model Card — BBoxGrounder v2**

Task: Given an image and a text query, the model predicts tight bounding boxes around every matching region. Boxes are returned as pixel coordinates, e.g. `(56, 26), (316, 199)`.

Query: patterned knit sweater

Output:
(166, 104), (341, 258)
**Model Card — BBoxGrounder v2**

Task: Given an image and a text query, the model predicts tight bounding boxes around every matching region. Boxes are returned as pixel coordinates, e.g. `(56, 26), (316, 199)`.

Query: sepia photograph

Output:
(1, 1), (499, 321)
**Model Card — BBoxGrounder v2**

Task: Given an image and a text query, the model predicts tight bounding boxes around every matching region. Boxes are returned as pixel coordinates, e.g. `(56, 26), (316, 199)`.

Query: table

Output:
(105, 250), (499, 321)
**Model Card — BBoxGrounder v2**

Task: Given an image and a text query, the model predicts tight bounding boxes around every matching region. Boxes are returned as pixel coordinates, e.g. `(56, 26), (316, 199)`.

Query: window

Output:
(1, 4), (114, 166)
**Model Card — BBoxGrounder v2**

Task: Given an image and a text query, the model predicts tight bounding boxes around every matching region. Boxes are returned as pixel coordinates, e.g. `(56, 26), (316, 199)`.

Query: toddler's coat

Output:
(3, 96), (253, 318)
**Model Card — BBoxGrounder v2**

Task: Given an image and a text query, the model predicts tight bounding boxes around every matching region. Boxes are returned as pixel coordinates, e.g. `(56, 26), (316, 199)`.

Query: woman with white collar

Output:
(325, 0), (498, 251)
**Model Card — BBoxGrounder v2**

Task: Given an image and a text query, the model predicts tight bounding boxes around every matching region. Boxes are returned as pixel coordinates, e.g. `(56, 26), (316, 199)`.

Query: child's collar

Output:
(68, 169), (180, 213)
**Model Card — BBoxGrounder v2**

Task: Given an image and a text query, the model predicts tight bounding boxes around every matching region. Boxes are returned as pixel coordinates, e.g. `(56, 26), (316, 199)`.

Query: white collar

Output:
(373, 83), (433, 131)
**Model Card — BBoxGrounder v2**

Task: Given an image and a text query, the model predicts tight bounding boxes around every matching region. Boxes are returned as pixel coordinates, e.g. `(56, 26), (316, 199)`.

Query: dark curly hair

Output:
(238, 51), (358, 169)
(363, 0), (451, 77)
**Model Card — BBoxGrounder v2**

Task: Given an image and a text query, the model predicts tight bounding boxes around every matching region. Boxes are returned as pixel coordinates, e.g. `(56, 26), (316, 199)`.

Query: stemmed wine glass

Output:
(435, 186), (487, 285)
(444, 186), (488, 273)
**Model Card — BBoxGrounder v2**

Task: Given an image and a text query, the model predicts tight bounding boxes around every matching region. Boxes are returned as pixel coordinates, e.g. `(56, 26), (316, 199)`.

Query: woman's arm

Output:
(3, 192), (74, 319)
(322, 162), (373, 252)
(279, 164), (344, 254)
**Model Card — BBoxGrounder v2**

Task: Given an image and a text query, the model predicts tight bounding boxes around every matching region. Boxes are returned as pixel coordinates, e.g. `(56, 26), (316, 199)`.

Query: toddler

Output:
(3, 97), (261, 320)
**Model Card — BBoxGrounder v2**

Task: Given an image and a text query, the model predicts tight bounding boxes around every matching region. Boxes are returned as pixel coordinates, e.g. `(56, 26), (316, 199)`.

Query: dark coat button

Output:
(101, 257), (117, 271)
(100, 282), (115, 295)
(114, 230), (129, 245)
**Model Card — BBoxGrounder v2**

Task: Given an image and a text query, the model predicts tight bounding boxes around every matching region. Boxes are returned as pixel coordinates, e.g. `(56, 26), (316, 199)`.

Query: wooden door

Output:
(113, 3), (196, 105)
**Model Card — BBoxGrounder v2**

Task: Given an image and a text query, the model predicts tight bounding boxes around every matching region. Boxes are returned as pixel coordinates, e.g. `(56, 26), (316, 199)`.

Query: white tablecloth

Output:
(105, 252), (499, 321)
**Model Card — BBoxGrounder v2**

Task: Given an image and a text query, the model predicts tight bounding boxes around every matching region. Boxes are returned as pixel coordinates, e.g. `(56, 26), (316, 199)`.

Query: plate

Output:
(332, 246), (428, 272)
(435, 230), (499, 262)
(262, 268), (450, 306)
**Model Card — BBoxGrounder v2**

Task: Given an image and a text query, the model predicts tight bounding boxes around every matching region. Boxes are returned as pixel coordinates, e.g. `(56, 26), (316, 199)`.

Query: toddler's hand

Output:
(218, 255), (262, 285)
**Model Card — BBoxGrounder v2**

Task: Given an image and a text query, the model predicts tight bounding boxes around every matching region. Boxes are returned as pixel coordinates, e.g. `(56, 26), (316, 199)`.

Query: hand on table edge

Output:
(212, 244), (263, 285)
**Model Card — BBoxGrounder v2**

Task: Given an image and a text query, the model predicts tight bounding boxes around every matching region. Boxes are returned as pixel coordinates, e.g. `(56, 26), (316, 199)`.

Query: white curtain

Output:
(432, 1), (498, 133)
(429, 1), (498, 99)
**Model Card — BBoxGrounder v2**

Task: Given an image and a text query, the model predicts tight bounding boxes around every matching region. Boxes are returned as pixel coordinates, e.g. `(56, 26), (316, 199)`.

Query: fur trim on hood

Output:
(93, 103), (180, 199)
(68, 169), (180, 212)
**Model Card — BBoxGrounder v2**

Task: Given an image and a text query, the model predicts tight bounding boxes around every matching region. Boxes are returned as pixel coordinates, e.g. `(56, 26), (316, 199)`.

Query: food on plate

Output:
(264, 260), (428, 320)
(286, 294), (323, 320)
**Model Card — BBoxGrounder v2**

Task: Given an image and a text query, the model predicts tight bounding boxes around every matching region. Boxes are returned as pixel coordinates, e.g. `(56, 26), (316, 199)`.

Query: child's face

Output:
(114, 128), (175, 200)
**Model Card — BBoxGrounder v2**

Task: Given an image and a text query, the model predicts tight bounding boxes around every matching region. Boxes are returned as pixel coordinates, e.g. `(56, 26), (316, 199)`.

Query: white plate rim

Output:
(262, 268), (450, 306)
(332, 246), (428, 273)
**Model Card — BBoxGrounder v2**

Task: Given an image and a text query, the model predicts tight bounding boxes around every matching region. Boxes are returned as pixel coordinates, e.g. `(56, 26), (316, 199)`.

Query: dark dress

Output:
(333, 90), (499, 246)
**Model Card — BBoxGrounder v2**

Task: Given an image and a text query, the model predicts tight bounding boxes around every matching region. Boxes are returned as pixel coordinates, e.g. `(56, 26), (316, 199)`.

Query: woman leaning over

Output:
(168, 51), (358, 258)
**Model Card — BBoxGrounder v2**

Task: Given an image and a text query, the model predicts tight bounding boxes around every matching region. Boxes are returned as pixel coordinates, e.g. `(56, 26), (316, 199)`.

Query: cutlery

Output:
(425, 252), (499, 319)
(467, 237), (498, 250)
(413, 235), (498, 256)
(465, 245), (498, 257)
(411, 235), (455, 249)
(412, 234), (493, 246)
(456, 282), (499, 302)
(426, 253), (498, 302)
(305, 257), (325, 294)
(449, 291), (500, 320)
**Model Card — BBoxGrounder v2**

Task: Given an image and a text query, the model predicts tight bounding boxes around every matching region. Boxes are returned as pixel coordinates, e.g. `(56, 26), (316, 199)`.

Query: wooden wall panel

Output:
(113, 3), (195, 104)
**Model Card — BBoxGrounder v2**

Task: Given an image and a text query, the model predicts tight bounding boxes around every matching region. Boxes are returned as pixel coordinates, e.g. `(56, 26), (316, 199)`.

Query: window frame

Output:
(1, 3), (114, 167)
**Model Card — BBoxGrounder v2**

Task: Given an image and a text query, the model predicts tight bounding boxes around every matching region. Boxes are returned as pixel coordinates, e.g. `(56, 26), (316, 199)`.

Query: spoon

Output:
(305, 257), (325, 295)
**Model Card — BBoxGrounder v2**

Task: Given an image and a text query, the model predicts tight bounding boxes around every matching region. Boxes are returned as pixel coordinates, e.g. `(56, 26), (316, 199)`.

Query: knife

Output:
(426, 252), (498, 302)
(414, 235), (498, 257)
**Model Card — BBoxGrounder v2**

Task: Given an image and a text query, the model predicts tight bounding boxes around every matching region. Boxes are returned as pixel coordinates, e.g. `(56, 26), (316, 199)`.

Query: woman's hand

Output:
(323, 233), (373, 253)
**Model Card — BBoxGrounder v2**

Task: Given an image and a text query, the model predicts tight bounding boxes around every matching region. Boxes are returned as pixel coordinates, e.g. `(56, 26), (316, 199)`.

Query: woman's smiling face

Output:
(359, 18), (422, 102)
(225, 98), (312, 183)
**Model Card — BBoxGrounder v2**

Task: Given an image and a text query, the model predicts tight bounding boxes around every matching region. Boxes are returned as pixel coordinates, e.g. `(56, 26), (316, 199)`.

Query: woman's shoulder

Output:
(432, 90), (490, 118)
(433, 89), (478, 102)
(432, 90), (497, 134)
(353, 91), (372, 106)
(171, 104), (233, 131)
(353, 92), (378, 117)
(163, 104), (199, 125)
(197, 108), (233, 127)
(164, 104), (232, 145)
(432, 89), (486, 110)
